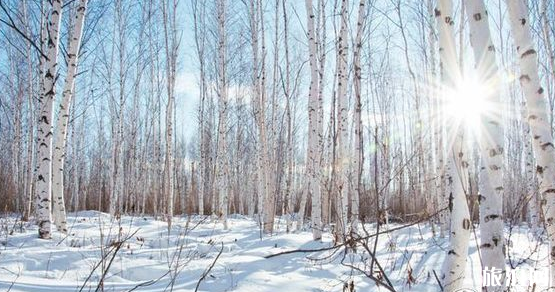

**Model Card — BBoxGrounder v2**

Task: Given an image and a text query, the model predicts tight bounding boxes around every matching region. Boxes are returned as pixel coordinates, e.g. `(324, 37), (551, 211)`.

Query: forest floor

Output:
(0, 212), (550, 291)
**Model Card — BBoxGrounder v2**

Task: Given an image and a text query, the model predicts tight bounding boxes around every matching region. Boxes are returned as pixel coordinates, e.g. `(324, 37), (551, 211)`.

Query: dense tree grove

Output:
(0, 0), (554, 289)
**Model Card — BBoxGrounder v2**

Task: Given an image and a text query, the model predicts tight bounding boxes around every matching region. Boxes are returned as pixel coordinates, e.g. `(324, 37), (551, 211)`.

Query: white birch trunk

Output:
(351, 0), (366, 231)
(305, 0), (322, 241)
(192, 0), (207, 216)
(316, 0), (326, 227)
(465, 1), (506, 289)
(507, 0), (555, 287)
(52, 0), (88, 234)
(282, 0), (294, 233)
(162, 0), (177, 226)
(216, 0), (229, 230)
(522, 103), (540, 236)
(437, 0), (472, 290)
(109, 0), (126, 217)
(21, 0), (35, 222)
(334, 0), (349, 243)
(36, 0), (63, 239)
(258, 0), (273, 234)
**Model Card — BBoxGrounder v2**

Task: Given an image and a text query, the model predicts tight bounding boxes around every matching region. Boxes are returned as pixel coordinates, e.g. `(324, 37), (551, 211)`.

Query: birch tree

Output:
(216, 0), (229, 230)
(282, 0), (294, 232)
(351, 0), (366, 231)
(248, 0), (273, 234)
(23, 0), (35, 221)
(51, 0), (88, 234)
(465, 0), (506, 288)
(162, 0), (178, 227)
(36, 0), (63, 239)
(109, 0), (127, 217)
(304, 0), (322, 241)
(192, 0), (208, 215)
(507, 0), (555, 286)
(437, 0), (472, 290)
(333, 0), (349, 243)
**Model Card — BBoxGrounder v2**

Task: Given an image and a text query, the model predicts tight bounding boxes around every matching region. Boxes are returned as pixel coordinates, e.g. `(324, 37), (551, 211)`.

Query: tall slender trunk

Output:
(507, 0), (555, 287)
(52, 0), (88, 234)
(304, 0), (322, 241)
(282, 0), (294, 233)
(465, 1), (506, 289)
(540, 0), (555, 133)
(192, 0), (207, 216)
(162, 0), (178, 227)
(109, 0), (127, 217)
(216, 0), (229, 230)
(437, 0), (472, 290)
(333, 0), (349, 243)
(36, 0), (63, 239)
(351, 0), (366, 231)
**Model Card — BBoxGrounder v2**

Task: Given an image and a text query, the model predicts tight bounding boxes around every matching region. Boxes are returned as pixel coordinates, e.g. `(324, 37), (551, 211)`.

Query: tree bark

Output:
(216, 0), (229, 230)
(507, 0), (555, 287)
(36, 0), (63, 239)
(351, 0), (366, 232)
(304, 0), (322, 241)
(437, 0), (471, 290)
(465, 1), (506, 289)
(52, 0), (88, 234)
(333, 0), (349, 243)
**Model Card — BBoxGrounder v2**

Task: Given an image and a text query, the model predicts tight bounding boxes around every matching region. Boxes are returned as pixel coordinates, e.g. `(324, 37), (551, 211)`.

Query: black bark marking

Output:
(448, 192), (453, 212)
(481, 243), (492, 248)
(520, 75), (531, 82)
(473, 13), (481, 21)
(521, 49), (536, 58)
(538, 87), (544, 94)
(520, 18), (526, 25)
(448, 249), (457, 255)
(435, 8), (441, 17)
(537, 165), (544, 174)
(492, 236), (500, 246)
(529, 114), (537, 120)
(541, 142), (554, 150)
(484, 214), (500, 222)
(462, 219), (471, 230)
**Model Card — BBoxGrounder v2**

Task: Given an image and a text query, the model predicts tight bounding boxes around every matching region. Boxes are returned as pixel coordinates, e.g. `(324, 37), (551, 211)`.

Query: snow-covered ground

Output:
(0, 212), (550, 291)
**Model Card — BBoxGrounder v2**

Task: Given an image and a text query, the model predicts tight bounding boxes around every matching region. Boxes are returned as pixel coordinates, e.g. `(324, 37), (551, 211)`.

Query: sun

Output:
(442, 75), (491, 134)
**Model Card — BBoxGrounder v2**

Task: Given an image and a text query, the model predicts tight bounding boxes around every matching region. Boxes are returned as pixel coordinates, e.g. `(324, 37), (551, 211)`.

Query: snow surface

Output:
(0, 212), (550, 291)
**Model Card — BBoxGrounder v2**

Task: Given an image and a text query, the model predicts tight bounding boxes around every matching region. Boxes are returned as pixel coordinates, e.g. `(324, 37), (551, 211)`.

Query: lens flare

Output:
(443, 76), (491, 134)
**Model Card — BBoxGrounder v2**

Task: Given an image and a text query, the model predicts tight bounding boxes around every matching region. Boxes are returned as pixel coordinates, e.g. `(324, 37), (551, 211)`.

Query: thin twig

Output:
(265, 208), (446, 259)
(194, 242), (224, 292)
